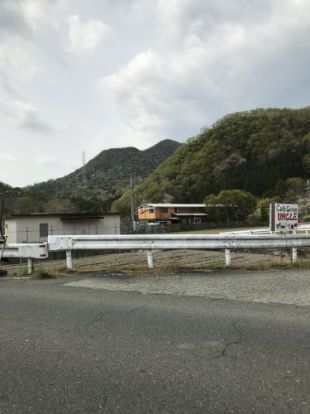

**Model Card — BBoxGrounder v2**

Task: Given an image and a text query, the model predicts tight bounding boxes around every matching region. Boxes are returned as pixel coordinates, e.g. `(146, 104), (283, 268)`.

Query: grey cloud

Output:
(21, 114), (54, 134)
(1, 0), (310, 187)
(0, 0), (59, 40)
(6, 100), (54, 135)
(158, 0), (286, 51)
(100, 0), (310, 141)
(0, 1), (30, 37)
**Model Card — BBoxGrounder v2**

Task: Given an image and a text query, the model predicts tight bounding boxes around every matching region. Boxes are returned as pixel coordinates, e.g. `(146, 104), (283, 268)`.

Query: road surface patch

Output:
(65, 269), (310, 306)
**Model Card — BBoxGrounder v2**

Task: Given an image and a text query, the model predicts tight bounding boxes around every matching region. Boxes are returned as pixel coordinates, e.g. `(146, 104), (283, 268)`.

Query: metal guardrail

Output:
(220, 224), (310, 236)
(220, 228), (270, 235)
(48, 234), (310, 270)
(48, 234), (310, 250)
(1, 243), (48, 274)
(2, 232), (310, 274)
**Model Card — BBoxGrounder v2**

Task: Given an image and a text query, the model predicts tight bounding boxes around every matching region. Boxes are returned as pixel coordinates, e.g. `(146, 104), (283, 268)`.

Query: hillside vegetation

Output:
(113, 108), (310, 212)
(0, 181), (11, 193)
(4, 139), (180, 215)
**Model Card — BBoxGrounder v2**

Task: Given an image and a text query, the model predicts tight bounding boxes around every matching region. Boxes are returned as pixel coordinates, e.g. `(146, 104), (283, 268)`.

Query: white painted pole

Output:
(146, 250), (154, 268)
(292, 230), (297, 263)
(292, 248), (298, 263)
(27, 258), (33, 275)
(66, 250), (73, 270)
(225, 249), (231, 267)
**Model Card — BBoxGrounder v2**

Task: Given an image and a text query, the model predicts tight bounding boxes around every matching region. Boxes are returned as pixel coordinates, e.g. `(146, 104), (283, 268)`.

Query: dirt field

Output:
(2, 248), (309, 277)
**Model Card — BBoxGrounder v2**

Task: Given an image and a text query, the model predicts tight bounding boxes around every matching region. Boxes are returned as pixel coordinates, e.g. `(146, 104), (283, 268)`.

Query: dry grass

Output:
(1, 248), (309, 278)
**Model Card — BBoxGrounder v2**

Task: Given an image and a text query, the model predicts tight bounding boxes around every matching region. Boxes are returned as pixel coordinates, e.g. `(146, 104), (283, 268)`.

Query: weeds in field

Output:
(18, 267), (29, 276)
(33, 268), (56, 279)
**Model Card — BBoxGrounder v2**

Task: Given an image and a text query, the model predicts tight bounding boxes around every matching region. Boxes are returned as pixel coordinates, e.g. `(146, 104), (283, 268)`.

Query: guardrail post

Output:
(27, 258), (34, 275)
(225, 249), (231, 267)
(291, 230), (298, 263)
(66, 250), (73, 270)
(291, 248), (298, 263)
(146, 250), (154, 269)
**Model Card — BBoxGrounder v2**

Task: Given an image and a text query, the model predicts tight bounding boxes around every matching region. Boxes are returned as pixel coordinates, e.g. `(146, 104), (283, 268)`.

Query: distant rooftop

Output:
(139, 203), (205, 208)
(7, 212), (120, 220)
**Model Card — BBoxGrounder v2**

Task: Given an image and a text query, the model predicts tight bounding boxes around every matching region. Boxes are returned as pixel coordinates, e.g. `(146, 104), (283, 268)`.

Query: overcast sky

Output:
(0, 0), (309, 187)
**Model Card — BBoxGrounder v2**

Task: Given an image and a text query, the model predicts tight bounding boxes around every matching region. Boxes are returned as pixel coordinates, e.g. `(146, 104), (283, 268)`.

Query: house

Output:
(5, 213), (121, 244)
(137, 203), (207, 225)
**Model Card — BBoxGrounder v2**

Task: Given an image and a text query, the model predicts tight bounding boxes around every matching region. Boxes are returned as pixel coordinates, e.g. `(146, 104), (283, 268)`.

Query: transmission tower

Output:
(82, 151), (87, 188)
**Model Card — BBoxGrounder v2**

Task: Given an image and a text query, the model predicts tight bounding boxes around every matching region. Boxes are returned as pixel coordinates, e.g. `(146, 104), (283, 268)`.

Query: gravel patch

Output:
(65, 268), (310, 306)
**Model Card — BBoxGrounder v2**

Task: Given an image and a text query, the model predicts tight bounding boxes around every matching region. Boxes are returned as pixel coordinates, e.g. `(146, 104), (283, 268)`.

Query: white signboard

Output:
(274, 203), (298, 232)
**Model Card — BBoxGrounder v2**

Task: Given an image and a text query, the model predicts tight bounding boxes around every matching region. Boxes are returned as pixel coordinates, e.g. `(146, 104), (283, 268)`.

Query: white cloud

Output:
(35, 157), (79, 168)
(0, 0), (310, 187)
(0, 0), (60, 95)
(0, 37), (37, 83)
(7, 100), (53, 134)
(100, 50), (163, 130)
(20, 0), (49, 31)
(68, 15), (112, 52)
(35, 157), (60, 166)
(0, 153), (17, 162)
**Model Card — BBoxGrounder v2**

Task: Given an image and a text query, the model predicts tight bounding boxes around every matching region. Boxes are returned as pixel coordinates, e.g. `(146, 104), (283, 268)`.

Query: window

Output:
(39, 223), (48, 238)
(148, 208), (155, 213)
(160, 207), (168, 213)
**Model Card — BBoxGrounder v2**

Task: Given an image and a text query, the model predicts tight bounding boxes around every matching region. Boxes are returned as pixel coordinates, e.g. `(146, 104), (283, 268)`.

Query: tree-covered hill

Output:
(10, 139), (180, 214)
(0, 181), (11, 193)
(113, 108), (310, 211)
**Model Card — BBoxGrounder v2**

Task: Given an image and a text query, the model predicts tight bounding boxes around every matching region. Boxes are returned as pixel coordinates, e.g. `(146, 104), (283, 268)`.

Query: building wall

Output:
(138, 206), (206, 221)
(155, 207), (175, 220)
(5, 215), (121, 243)
(101, 216), (121, 234)
(4, 220), (17, 243)
(14, 217), (62, 243)
(138, 207), (156, 220)
(138, 207), (176, 221)
(62, 217), (120, 235)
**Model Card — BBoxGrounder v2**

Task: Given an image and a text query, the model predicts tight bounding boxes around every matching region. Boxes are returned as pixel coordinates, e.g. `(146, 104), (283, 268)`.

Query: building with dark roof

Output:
(5, 213), (121, 243)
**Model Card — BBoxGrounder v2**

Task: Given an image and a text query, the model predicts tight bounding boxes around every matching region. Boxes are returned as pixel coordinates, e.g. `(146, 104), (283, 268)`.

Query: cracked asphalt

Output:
(1, 270), (310, 413)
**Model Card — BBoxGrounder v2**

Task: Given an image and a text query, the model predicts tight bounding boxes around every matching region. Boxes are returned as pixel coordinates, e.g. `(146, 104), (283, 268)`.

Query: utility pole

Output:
(129, 175), (136, 232)
(0, 198), (5, 242)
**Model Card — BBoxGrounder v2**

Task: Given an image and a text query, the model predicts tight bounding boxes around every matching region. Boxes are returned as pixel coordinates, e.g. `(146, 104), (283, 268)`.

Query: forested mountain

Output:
(4, 107), (310, 217)
(0, 181), (11, 193)
(113, 108), (310, 211)
(6, 139), (180, 214)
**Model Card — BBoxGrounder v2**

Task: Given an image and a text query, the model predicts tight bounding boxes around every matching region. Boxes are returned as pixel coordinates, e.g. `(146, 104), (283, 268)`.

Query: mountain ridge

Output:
(112, 107), (310, 211)
(5, 139), (181, 214)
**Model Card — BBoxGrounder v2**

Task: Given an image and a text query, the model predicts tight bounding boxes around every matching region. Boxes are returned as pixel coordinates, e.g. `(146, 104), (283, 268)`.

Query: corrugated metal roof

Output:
(139, 203), (206, 208)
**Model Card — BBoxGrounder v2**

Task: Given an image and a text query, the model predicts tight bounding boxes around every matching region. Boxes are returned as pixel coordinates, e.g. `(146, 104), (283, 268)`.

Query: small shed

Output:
(5, 213), (121, 243)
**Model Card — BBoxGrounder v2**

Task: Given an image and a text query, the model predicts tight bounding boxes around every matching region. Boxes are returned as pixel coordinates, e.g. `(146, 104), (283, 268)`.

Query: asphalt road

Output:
(0, 271), (310, 413)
